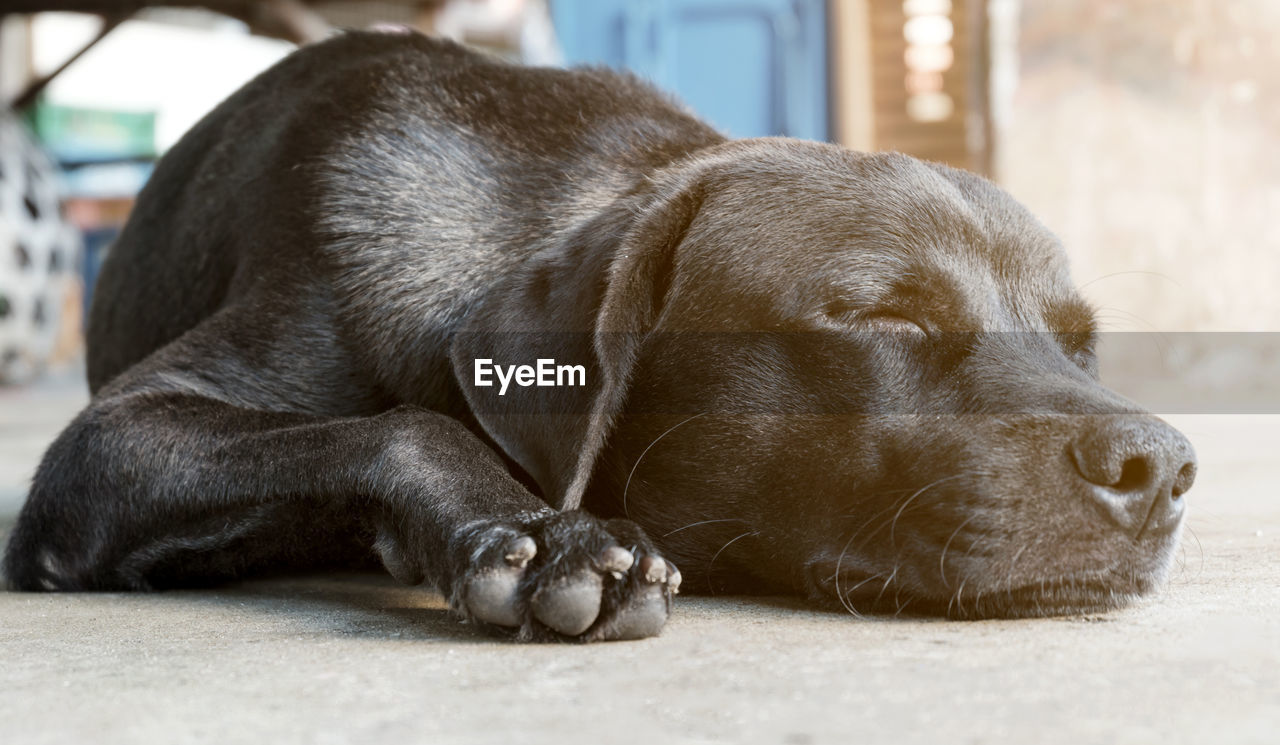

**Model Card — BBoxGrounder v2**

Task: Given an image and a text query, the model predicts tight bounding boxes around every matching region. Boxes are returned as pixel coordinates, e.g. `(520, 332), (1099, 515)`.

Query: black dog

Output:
(4, 32), (1196, 641)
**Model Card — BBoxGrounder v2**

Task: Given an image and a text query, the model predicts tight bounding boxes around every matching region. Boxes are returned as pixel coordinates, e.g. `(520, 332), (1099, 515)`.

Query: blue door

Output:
(550, 0), (829, 142)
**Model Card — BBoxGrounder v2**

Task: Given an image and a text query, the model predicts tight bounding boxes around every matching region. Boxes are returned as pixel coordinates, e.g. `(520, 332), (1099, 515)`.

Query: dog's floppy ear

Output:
(450, 171), (706, 509)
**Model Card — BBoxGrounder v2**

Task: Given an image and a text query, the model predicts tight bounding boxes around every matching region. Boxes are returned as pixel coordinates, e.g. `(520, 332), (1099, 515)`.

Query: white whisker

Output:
(662, 517), (748, 538)
(706, 530), (757, 594)
(888, 473), (968, 546)
(938, 514), (977, 589)
(621, 412), (706, 518)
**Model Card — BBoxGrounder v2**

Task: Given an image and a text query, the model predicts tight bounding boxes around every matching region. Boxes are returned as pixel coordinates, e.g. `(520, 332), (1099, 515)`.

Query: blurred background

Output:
(0, 0), (1276, 423)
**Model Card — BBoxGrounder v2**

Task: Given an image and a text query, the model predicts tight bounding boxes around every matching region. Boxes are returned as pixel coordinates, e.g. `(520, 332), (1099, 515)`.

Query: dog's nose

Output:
(1068, 417), (1197, 537)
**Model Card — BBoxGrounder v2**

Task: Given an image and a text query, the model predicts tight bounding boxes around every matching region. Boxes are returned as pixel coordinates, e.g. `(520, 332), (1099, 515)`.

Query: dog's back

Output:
(88, 32), (720, 396)
(86, 33), (378, 391)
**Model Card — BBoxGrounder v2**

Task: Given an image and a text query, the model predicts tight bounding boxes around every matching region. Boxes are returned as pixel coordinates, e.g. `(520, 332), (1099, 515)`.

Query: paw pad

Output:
(454, 512), (678, 641)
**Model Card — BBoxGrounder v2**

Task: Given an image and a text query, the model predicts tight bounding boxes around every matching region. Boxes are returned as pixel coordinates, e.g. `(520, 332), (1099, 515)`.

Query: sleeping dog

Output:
(3, 32), (1197, 641)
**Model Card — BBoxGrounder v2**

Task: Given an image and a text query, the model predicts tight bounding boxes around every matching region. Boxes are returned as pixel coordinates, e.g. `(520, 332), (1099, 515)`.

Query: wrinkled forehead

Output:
(677, 147), (1085, 327)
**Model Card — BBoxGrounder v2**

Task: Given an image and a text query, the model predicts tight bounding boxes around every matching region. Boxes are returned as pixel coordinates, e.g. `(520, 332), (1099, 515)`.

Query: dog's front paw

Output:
(449, 511), (680, 642)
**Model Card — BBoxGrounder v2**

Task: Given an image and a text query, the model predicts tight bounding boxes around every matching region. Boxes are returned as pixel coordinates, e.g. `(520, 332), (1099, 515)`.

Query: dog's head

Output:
(454, 139), (1196, 617)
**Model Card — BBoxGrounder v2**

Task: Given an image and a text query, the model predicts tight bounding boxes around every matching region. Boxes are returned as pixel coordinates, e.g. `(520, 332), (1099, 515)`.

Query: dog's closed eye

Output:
(860, 312), (929, 337)
(819, 301), (929, 338)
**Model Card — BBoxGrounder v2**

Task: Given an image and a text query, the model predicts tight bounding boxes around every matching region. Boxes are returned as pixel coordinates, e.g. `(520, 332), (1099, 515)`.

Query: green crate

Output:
(24, 100), (156, 161)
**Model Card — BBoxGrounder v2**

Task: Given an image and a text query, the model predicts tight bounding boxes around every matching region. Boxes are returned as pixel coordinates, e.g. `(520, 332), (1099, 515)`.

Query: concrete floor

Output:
(2, 371), (1277, 744)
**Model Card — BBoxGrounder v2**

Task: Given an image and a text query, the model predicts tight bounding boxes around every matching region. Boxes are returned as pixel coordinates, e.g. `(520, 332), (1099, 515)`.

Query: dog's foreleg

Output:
(3, 394), (677, 641)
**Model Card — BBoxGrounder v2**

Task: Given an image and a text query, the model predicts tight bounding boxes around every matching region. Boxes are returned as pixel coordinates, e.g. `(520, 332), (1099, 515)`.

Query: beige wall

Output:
(997, 0), (1280, 332)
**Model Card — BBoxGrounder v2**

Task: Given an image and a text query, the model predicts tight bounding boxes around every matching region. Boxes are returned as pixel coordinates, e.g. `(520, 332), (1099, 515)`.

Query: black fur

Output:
(3, 32), (1197, 640)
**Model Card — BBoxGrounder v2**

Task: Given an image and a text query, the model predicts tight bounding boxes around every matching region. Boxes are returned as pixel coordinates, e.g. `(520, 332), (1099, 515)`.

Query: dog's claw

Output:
(504, 535), (537, 568)
(597, 545), (634, 574)
(640, 554), (668, 583)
